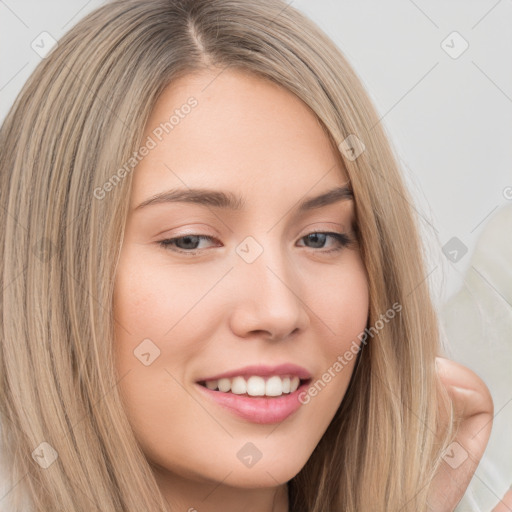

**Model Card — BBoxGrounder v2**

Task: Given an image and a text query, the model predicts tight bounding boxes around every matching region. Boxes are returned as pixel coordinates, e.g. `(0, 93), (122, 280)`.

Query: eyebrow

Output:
(133, 185), (353, 212)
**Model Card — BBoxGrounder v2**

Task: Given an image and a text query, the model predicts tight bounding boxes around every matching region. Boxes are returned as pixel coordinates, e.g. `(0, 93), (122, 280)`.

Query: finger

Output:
(427, 357), (494, 511)
(491, 488), (512, 512)
(435, 357), (494, 457)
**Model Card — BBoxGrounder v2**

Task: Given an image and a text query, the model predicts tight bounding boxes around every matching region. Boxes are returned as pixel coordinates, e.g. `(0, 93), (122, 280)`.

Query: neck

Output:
(152, 465), (289, 512)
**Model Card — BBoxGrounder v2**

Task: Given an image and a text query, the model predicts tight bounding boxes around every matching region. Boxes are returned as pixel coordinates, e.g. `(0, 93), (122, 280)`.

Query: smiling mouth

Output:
(197, 376), (312, 398)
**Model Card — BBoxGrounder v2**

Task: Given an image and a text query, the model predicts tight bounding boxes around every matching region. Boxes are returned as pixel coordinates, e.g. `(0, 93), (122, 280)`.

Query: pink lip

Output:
(197, 363), (312, 382)
(196, 379), (311, 424)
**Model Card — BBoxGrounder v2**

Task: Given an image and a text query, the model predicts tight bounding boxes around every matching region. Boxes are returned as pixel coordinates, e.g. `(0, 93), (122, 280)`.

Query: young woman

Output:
(0, 1), (493, 511)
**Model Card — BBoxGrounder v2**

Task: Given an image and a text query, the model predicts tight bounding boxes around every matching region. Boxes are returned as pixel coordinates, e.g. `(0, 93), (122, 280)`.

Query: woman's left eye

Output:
(297, 232), (352, 252)
(157, 231), (353, 254)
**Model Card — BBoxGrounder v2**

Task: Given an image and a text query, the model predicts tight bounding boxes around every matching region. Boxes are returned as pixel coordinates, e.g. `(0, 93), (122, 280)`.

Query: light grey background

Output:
(1, 1), (511, 511)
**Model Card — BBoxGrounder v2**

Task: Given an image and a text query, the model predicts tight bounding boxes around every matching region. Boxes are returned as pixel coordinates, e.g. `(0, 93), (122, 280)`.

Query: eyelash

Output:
(157, 231), (353, 255)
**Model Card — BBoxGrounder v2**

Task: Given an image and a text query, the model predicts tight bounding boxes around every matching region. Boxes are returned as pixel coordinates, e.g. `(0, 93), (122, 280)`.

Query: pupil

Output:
(307, 233), (326, 248)
(178, 235), (200, 250)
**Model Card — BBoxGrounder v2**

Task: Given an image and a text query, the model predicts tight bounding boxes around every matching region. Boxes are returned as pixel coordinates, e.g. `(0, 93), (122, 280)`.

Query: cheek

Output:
(111, 247), (221, 407)
(111, 255), (202, 462)
(307, 253), (369, 341)
(113, 250), (203, 340)
(294, 253), (369, 416)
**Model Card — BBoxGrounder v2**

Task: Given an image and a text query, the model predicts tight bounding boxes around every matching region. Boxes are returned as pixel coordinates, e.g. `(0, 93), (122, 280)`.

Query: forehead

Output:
(130, 68), (348, 206)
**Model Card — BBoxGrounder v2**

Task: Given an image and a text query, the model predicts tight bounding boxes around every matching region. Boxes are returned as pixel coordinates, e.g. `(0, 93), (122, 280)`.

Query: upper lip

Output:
(197, 364), (312, 382)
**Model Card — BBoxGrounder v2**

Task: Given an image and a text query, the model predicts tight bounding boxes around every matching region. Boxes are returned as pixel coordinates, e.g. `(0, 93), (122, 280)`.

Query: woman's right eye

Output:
(158, 235), (220, 254)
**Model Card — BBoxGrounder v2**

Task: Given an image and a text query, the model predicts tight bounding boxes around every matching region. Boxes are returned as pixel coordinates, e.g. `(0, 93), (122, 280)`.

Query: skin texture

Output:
(112, 68), (495, 512)
(112, 69), (369, 512)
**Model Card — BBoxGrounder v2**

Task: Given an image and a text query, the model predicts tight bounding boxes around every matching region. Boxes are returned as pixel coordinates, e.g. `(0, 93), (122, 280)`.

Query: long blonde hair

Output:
(0, 0), (454, 510)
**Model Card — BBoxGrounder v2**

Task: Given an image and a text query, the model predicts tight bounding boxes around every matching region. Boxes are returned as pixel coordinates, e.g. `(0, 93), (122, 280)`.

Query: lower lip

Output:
(196, 380), (311, 424)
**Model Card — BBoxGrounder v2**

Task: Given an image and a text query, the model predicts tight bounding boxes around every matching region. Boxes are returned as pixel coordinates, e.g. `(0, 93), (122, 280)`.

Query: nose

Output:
(228, 243), (310, 341)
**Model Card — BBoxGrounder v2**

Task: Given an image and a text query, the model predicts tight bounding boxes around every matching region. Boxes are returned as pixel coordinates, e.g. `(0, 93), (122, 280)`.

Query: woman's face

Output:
(113, 69), (369, 500)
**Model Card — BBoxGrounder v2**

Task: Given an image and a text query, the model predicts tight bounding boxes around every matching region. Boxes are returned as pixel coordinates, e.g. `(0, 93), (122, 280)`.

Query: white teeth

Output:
(218, 378), (231, 392)
(290, 376), (300, 392)
(265, 376), (282, 397)
(201, 374), (304, 397)
(231, 376), (247, 395)
(247, 376), (266, 396)
(205, 380), (218, 390)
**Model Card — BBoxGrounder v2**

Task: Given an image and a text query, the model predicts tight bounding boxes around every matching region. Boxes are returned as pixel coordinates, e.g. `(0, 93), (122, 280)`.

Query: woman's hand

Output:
(427, 356), (494, 511)
(491, 488), (512, 511)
